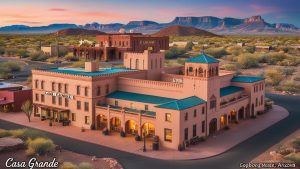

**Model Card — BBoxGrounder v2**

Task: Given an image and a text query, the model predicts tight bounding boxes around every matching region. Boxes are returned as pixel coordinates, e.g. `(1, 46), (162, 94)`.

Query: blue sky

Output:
(0, 0), (299, 26)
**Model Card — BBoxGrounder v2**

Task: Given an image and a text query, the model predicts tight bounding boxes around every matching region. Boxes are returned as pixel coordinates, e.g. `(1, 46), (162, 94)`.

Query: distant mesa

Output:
(152, 25), (218, 37)
(52, 28), (106, 36)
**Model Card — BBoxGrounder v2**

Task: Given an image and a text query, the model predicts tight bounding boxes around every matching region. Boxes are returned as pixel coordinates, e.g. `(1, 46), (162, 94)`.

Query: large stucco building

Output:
(32, 50), (265, 150)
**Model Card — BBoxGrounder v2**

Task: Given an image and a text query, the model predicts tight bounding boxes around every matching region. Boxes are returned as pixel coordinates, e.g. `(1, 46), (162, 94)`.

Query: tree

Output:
(185, 41), (194, 51)
(21, 100), (33, 122)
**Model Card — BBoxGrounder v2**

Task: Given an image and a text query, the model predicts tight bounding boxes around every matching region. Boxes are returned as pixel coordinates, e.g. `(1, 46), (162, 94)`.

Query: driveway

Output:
(0, 93), (299, 169)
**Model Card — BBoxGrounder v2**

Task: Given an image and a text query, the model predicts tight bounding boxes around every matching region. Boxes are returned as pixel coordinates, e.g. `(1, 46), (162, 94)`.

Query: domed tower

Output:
(184, 54), (219, 78)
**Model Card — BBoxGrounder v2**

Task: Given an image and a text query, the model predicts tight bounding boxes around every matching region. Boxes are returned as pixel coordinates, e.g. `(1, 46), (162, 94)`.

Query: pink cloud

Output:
(49, 8), (67, 12)
(249, 4), (279, 15)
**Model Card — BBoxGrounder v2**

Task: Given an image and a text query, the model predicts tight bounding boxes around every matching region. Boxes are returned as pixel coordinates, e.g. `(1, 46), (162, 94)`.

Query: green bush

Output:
(204, 47), (227, 58)
(276, 144), (293, 156)
(279, 56), (300, 66)
(281, 67), (295, 76)
(285, 153), (300, 166)
(237, 53), (259, 69)
(26, 137), (55, 156)
(221, 63), (238, 71)
(244, 46), (255, 53)
(30, 51), (49, 61)
(292, 138), (300, 151)
(78, 162), (92, 169)
(60, 162), (78, 169)
(226, 46), (243, 56)
(265, 52), (287, 65)
(0, 129), (11, 138)
(264, 69), (284, 86)
(165, 47), (186, 59)
(8, 128), (46, 140)
(276, 81), (300, 93)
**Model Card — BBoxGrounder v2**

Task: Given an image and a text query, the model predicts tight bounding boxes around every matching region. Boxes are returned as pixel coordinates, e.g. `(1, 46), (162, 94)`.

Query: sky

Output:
(0, 0), (300, 27)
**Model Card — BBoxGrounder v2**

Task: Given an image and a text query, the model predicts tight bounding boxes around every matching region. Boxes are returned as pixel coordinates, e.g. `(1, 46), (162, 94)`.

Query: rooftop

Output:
(156, 96), (206, 110)
(0, 82), (23, 89)
(231, 76), (265, 83)
(106, 91), (177, 104)
(46, 67), (136, 77)
(185, 54), (219, 64)
(220, 86), (244, 97)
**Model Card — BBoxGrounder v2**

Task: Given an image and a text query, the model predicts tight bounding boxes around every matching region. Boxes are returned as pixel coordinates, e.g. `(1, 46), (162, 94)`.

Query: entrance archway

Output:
(125, 120), (138, 135)
(230, 110), (237, 122)
(110, 117), (121, 132)
(96, 114), (107, 130)
(238, 107), (245, 119)
(209, 118), (217, 135)
(220, 115), (227, 129)
(142, 123), (155, 138)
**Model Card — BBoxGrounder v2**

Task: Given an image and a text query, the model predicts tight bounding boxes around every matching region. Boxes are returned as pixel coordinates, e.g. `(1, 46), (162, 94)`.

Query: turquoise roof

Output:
(106, 91), (176, 104)
(231, 76), (265, 83)
(47, 67), (135, 77)
(185, 54), (219, 64)
(156, 96), (206, 110)
(220, 86), (244, 97)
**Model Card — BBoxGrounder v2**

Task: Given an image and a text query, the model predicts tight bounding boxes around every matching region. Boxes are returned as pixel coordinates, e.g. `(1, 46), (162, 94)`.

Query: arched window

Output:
(188, 67), (193, 72)
(210, 95), (217, 109)
(135, 59), (139, 69)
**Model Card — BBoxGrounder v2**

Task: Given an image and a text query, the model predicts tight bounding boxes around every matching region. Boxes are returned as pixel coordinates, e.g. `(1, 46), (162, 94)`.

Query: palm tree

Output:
(21, 100), (33, 122)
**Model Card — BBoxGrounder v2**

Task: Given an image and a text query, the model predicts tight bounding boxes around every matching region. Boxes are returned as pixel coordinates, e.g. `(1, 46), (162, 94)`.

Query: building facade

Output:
(73, 33), (169, 61)
(32, 51), (265, 150)
(41, 45), (70, 57)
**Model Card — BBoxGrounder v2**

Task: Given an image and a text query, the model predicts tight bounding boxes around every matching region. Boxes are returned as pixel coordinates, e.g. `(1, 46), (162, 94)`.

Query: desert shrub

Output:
(279, 56), (300, 66)
(264, 69), (284, 86)
(30, 51), (49, 61)
(0, 47), (5, 55)
(8, 128), (46, 140)
(204, 47), (227, 58)
(47, 57), (61, 63)
(78, 162), (92, 169)
(26, 137), (55, 156)
(60, 162), (78, 169)
(244, 46), (255, 53)
(294, 77), (300, 81)
(184, 41), (194, 51)
(226, 46), (243, 56)
(276, 144), (293, 156)
(292, 138), (300, 151)
(4, 48), (18, 56)
(265, 52), (287, 65)
(165, 47), (186, 59)
(0, 61), (21, 72)
(64, 53), (79, 61)
(276, 81), (300, 93)
(281, 67), (295, 76)
(17, 49), (30, 58)
(0, 129), (11, 138)
(285, 153), (300, 166)
(237, 53), (259, 69)
(221, 63), (238, 71)
(9, 129), (27, 138)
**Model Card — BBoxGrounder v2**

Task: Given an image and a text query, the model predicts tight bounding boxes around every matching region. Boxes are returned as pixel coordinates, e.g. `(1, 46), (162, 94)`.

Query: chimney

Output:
(85, 61), (99, 72)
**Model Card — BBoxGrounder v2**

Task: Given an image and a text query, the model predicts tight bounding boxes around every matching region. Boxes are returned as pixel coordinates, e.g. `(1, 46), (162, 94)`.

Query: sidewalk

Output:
(0, 105), (288, 160)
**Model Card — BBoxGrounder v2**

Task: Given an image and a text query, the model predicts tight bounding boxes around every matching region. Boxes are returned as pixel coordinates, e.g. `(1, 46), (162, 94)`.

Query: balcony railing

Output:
(220, 95), (249, 109)
(96, 104), (156, 118)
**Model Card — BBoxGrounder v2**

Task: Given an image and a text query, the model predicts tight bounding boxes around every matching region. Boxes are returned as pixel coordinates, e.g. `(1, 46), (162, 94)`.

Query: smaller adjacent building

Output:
(41, 45), (70, 57)
(0, 82), (32, 112)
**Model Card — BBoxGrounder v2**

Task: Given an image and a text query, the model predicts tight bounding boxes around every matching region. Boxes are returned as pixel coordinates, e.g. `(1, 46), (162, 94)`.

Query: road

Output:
(0, 94), (299, 169)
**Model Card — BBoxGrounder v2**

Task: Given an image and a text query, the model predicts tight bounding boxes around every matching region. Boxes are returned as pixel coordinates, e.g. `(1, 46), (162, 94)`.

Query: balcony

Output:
(96, 104), (156, 118)
(220, 95), (249, 109)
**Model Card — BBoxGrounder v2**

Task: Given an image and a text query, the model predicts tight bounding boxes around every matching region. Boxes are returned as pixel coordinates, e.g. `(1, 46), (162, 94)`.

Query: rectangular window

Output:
(85, 116), (90, 125)
(193, 124), (197, 137)
(65, 98), (68, 107)
(105, 84), (109, 94)
(52, 96), (56, 104)
(184, 128), (188, 140)
(41, 94), (44, 102)
(165, 113), (171, 122)
(84, 87), (88, 96)
(210, 100), (216, 109)
(115, 100), (118, 106)
(41, 81), (44, 89)
(96, 86), (101, 96)
(184, 112), (188, 121)
(77, 101), (81, 110)
(84, 102), (89, 111)
(145, 105), (148, 111)
(71, 113), (76, 121)
(164, 128), (172, 142)
(58, 83), (62, 92)
(52, 82), (55, 91)
(58, 97), (62, 106)
(35, 80), (38, 89)
(35, 93), (39, 101)
(202, 107), (205, 115)
(193, 109), (197, 117)
(77, 86), (80, 95)
(64, 84), (68, 93)
(202, 121), (205, 133)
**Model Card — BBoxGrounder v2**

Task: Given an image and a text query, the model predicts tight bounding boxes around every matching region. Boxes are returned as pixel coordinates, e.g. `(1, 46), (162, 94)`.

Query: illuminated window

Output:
(164, 128), (172, 142)
(165, 113), (171, 122)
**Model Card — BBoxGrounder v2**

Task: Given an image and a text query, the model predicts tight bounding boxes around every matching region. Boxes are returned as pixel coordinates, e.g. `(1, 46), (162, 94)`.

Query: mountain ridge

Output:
(0, 15), (299, 35)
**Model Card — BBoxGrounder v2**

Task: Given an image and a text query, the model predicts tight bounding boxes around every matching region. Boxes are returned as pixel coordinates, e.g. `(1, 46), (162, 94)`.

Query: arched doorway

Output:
(125, 120), (138, 135)
(209, 118), (217, 135)
(230, 110), (237, 123)
(238, 107), (245, 119)
(220, 115), (227, 129)
(96, 114), (107, 130)
(142, 123), (155, 138)
(110, 117), (121, 132)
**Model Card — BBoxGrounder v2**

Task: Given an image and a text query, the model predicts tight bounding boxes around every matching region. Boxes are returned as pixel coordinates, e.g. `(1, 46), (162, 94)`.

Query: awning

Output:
(0, 100), (14, 105)
(33, 103), (69, 113)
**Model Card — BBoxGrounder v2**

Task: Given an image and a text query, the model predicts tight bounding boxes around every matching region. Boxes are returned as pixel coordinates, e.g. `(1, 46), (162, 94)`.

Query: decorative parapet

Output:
(118, 77), (184, 88)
